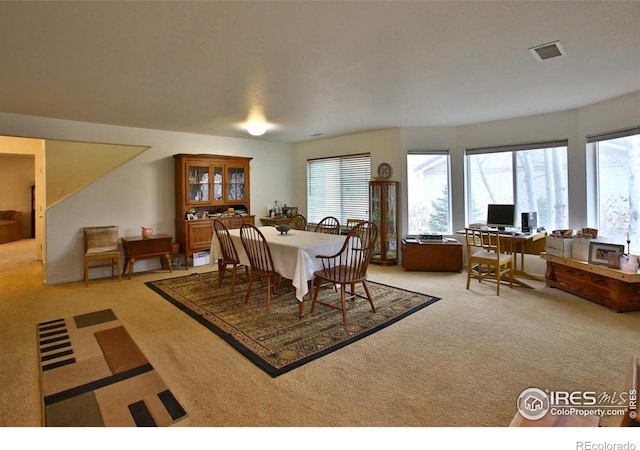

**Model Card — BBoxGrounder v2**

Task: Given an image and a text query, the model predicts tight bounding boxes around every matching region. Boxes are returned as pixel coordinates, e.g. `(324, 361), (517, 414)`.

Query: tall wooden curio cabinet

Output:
(174, 154), (254, 269)
(369, 180), (399, 265)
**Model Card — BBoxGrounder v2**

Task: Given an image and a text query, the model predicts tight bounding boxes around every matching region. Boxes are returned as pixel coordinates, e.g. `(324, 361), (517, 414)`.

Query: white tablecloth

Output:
(210, 226), (347, 301)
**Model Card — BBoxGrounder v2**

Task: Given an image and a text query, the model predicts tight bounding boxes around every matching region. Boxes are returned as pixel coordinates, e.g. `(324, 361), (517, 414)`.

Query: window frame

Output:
(464, 139), (569, 229)
(406, 149), (452, 234)
(586, 125), (640, 249)
(306, 153), (371, 226)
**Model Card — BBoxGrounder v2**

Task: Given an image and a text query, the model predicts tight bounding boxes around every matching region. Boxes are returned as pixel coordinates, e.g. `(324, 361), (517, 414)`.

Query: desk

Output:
(210, 226), (347, 316)
(121, 234), (173, 279)
(457, 230), (547, 288)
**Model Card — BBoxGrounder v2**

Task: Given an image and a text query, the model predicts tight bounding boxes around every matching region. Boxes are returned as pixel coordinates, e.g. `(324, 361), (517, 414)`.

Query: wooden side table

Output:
(401, 238), (463, 272)
(259, 217), (291, 226)
(121, 234), (173, 279)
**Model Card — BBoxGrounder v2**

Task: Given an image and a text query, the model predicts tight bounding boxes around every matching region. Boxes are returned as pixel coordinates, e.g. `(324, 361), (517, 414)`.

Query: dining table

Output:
(210, 225), (348, 317)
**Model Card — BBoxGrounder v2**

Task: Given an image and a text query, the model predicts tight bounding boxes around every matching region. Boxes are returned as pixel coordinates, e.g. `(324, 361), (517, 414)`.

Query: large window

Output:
(406, 151), (451, 234)
(465, 141), (568, 230)
(588, 127), (640, 253)
(307, 154), (371, 225)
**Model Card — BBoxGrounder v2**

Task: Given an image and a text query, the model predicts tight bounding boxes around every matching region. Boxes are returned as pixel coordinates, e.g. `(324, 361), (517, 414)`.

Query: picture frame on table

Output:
(588, 242), (625, 266)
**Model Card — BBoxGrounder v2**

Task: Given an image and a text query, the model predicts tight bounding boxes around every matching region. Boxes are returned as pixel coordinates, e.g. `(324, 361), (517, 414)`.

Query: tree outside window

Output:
(592, 131), (640, 253)
(466, 142), (568, 231)
(406, 152), (451, 234)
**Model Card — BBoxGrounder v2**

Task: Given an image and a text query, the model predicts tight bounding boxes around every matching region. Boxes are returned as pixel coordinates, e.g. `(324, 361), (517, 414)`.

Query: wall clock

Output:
(377, 162), (392, 180)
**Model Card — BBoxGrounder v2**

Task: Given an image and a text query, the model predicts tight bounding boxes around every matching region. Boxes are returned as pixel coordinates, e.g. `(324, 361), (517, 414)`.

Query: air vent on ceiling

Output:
(529, 41), (566, 62)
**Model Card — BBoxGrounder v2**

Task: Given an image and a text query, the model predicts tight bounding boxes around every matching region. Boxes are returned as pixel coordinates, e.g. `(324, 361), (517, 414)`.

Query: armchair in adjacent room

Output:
(0, 210), (23, 244)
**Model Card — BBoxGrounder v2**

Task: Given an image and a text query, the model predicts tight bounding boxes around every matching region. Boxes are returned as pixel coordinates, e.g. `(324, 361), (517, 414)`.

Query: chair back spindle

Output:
(288, 214), (307, 231)
(314, 216), (340, 234)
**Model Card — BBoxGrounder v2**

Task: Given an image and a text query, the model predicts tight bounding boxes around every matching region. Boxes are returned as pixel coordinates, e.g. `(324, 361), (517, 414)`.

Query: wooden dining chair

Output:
(310, 221), (378, 325)
(346, 218), (365, 229)
(314, 216), (340, 234)
(464, 228), (513, 295)
(213, 219), (248, 294)
(240, 224), (285, 313)
(288, 214), (307, 231)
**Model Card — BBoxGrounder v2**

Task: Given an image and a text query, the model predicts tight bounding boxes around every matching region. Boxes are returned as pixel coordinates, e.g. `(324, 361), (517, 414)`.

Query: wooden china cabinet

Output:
(174, 154), (255, 268)
(369, 180), (399, 265)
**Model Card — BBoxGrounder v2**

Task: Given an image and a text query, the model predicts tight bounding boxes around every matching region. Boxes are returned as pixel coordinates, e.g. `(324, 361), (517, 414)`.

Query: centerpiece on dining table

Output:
(275, 224), (290, 235)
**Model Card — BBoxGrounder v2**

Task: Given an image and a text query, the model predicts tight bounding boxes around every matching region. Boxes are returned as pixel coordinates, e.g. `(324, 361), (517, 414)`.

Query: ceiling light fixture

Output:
(247, 123), (266, 136)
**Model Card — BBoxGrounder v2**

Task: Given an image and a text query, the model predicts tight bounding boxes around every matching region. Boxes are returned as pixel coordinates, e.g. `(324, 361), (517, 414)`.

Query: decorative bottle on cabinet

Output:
(369, 180), (399, 265)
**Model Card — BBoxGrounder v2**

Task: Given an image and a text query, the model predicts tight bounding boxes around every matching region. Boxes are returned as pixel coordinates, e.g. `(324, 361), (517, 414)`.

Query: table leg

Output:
(299, 300), (305, 318)
(165, 253), (172, 272)
(506, 239), (543, 288)
(128, 258), (135, 280)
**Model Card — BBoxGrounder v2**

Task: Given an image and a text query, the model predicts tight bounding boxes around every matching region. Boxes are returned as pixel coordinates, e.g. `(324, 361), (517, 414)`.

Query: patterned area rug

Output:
(37, 309), (187, 426)
(146, 272), (440, 377)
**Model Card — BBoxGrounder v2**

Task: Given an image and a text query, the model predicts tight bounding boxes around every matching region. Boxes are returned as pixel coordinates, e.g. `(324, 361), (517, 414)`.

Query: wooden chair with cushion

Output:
(240, 224), (287, 313)
(83, 225), (121, 286)
(288, 214), (307, 231)
(310, 221), (378, 325)
(314, 216), (340, 235)
(213, 219), (248, 294)
(464, 228), (513, 295)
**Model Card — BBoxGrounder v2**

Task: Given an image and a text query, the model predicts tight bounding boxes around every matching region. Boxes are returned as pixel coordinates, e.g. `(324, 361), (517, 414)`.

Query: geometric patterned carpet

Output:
(146, 272), (441, 377)
(37, 309), (186, 426)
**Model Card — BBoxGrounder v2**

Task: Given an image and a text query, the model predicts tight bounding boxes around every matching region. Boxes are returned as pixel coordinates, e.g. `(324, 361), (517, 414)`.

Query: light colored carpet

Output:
(1, 238), (639, 427)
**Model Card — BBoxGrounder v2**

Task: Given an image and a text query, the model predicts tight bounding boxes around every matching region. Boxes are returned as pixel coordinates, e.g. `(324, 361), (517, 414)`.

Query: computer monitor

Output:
(487, 204), (515, 231)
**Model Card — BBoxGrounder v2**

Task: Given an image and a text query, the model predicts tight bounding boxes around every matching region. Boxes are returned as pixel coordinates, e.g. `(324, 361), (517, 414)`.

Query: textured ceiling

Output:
(0, 1), (639, 143)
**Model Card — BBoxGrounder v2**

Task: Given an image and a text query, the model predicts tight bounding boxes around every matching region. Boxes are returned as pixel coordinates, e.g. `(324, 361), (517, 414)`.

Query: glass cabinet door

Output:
(226, 166), (246, 202)
(213, 165), (223, 202)
(369, 180), (399, 265)
(187, 164), (210, 204)
(370, 183), (383, 259)
(385, 182), (397, 259)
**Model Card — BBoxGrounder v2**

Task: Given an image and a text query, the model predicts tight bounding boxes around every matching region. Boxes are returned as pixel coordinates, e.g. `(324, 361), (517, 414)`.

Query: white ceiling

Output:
(1, 1), (639, 144)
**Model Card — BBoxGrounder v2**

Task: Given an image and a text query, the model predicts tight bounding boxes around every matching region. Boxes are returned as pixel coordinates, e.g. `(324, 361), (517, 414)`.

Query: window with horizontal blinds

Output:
(587, 126), (640, 143)
(466, 139), (568, 155)
(587, 126), (640, 253)
(465, 140), (569, 230)
(307, 154), (371, 225)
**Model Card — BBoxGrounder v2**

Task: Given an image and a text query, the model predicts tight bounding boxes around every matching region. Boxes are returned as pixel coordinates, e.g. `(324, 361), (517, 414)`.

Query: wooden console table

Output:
(259, 217), (291, 226)
(121, 234), (173, 279)
(541, 253), (640, 312)
(401, 238), (463, 272)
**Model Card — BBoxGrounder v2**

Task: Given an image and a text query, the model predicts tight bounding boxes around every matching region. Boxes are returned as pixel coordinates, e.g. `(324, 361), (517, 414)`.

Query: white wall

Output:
(0, 113), (293, 284)
(293, 90), (640, 275)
